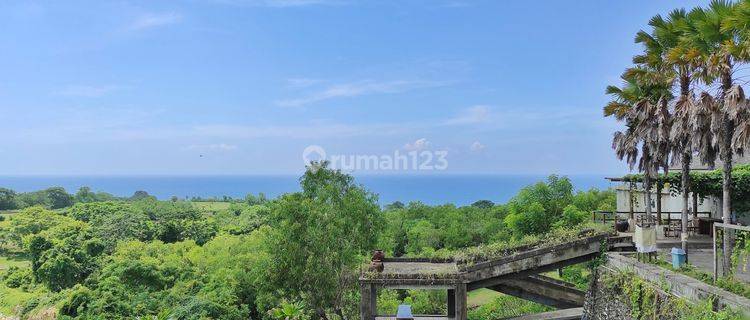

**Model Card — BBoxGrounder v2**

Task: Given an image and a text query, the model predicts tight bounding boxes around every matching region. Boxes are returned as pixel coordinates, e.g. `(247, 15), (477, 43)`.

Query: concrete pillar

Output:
(370, 285), (377, 317)
(454, 284), (467, 320)
(447, 289), (455, 317)
(360, 283), (374, 320)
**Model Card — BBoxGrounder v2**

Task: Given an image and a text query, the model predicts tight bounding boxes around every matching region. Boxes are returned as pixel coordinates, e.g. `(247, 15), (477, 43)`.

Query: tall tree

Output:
(267, 162), (381, 319)
(683, 0), (747, 275)
(607, 70), (673, 224)
(635, 12), (686, 226)
(638, 8), (705, 256)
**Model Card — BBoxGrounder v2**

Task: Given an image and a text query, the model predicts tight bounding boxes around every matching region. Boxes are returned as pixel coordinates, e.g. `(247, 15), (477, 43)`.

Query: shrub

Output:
(3, 266), (34, 289)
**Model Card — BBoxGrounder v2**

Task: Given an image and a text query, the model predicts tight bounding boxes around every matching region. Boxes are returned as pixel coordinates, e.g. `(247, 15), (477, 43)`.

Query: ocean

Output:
(0, 174), (615, 206)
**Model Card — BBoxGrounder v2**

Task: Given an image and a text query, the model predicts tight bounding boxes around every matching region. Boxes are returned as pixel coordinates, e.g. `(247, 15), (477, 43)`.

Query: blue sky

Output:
(0, 0), (711, 175)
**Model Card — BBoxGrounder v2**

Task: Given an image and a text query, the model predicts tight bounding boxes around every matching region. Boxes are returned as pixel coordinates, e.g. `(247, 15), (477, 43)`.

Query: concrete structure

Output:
(605, 252), (750, 313)
(502, 308), (582, 320)
(489, 275), (584, 309)
(609, 154), (750, 223)
(610, 181), (717, 221)
(359, 231), (628, 320)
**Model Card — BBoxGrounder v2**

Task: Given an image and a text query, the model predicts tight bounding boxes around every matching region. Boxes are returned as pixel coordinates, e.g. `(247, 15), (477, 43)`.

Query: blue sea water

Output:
(0, 174), (615, 206)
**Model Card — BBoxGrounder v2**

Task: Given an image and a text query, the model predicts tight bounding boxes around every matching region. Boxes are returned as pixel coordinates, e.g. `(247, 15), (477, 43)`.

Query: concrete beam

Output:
(468, 253), (598, 290)
(487, 275), (585, 309)
(463, 235), (606, 283)
(501, 307), (583, 320)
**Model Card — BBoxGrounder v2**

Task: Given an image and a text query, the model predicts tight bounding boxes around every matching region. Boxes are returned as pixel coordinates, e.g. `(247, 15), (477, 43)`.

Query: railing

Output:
(591, 211), (619, 225)
(592, 211), (712, 224)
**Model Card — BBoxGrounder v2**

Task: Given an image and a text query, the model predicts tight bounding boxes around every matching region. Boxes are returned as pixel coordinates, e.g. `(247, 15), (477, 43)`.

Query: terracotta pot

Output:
(372, 249), (385, 261)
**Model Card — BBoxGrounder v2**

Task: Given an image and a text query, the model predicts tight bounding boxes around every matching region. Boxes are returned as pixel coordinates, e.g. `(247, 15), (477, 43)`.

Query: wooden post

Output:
(360, 283), (374, 320)
(629, 182), (635, 221)
(455, 283), (467, 320)
(713, 225), (718, 283)
(447, 289), (455, 318)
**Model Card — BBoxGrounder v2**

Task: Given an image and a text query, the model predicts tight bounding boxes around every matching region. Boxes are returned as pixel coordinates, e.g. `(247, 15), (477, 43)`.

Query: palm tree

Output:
(607, 70), (673, 225)
(635, 11), (685, 227)
(727, 1), (750, 158)
(607, 76), (648, 223)
(683, 0), (746, 275)
(640, 9), (703, 256)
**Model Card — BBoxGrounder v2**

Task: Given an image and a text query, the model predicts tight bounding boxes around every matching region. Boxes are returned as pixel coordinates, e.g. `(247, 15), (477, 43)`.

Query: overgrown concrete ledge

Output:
(606, 252), (750, 314)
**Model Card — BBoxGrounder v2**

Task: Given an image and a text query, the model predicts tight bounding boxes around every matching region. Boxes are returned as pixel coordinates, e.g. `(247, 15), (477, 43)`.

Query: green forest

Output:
(0, 164), (615, 320)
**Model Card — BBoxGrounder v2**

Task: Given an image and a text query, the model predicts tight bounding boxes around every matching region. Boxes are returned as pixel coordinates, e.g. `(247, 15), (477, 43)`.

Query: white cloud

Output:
(404, 138), (430, 151)
(184, 143), (238, 151)
(277, 79), (447, 107)
(210, 0), (345, 7)
(56, 85), (121, 97)
(470, 141), (485, 152)
(127, 12), (182, 31)
(445, 105), (491, 125)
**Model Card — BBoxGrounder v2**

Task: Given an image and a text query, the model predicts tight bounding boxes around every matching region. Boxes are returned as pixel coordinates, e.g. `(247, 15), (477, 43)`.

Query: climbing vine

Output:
(601, 271), (745, 320)
(730, 231), (750, 275)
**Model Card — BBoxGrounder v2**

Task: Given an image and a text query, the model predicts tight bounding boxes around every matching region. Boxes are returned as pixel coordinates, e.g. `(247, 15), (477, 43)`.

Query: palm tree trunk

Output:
(680, 73), (691, 259)
(681, 151), (690, 257)
(656, 181), (663, 225)
(643, 174), (653, 222)
(721, 64), (734, 277)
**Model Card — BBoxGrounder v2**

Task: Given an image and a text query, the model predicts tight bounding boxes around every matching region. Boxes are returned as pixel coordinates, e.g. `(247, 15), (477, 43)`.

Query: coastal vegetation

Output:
(0, 164), (614, 319)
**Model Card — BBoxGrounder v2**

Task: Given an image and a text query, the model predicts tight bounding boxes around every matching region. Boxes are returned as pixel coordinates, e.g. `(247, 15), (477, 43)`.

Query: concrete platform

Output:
(656, 234), (713, 250)
(501, 307), (583, 320)
(617, 232), (713, 249)
(654, 249), (750, 283)
(381, 261), (458, 276)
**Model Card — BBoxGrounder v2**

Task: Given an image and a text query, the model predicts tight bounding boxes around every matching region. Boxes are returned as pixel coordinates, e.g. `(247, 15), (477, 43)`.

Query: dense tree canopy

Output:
(0, 169), (614, 319)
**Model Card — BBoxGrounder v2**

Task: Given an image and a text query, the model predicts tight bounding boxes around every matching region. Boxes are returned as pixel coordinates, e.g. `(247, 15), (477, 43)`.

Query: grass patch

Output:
(467, 288), (502, 307)
(0, 253), (30, 271)
(192, 201), (233, 211)
(0, 250), (49, 317)
(0, 282), (37, 316)
(543, 263), (592, 290)
(468, 294), (551, 320)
